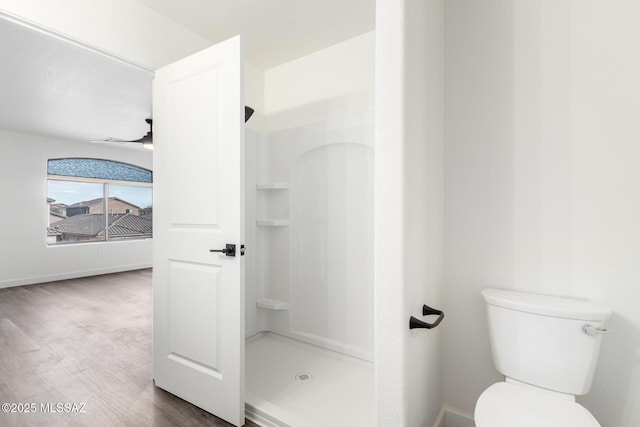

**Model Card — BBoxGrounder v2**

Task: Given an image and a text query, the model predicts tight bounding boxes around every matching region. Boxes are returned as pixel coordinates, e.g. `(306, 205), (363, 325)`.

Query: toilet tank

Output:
(482, 288), (611, 395)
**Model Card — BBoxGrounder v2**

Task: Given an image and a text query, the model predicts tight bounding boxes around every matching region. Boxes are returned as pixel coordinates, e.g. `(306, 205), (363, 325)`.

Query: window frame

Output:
(47, 172), (153, 246)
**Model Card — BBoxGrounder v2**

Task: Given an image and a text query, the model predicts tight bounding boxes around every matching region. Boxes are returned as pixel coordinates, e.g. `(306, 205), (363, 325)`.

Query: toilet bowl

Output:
(475, 288), (611, 427)
(475, 382), (600, 427)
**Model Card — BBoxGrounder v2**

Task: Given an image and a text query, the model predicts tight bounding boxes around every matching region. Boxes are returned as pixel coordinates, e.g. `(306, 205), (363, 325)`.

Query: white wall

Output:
(0, 0), (210, 69)
(375, 0), (444, 426)
(0, 129), (153, 288)
(244, 61), (266, 132)
(444, 1), (640, 426)
(264, 31), (375, 133)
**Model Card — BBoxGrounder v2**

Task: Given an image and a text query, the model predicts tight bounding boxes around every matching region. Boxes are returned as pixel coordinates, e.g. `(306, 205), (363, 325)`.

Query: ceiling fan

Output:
(90, 118), (153, 149)
(90, 107), (254, 150)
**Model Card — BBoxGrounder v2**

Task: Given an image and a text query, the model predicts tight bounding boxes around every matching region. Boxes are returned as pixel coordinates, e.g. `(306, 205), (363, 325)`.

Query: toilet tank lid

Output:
(482, 288), (611, 321)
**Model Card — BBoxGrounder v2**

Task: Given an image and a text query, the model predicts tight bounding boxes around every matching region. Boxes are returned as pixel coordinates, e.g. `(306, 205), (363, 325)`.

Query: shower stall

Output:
(243, 32), (375, 426)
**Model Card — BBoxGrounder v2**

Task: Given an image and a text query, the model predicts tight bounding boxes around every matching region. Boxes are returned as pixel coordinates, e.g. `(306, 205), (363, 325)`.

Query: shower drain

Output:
(295, 372), (313, 382)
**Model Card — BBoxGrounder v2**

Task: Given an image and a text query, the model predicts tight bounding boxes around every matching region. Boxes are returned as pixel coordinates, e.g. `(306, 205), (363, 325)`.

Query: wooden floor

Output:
(0, 269), (258, 427)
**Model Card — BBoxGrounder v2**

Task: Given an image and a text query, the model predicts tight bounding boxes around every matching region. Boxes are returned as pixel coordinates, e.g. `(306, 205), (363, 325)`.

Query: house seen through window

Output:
(47, 158), (152, 245)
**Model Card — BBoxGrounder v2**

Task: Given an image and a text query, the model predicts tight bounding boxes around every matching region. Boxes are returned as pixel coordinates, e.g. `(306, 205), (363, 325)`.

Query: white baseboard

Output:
(433, 407), (446, 427)
(442, 406), (475, 427)
(0, 263), (152, 289)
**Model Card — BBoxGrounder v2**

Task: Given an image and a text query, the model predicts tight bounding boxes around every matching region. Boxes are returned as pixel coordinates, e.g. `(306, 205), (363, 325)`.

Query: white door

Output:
(152, 35), (245, 426)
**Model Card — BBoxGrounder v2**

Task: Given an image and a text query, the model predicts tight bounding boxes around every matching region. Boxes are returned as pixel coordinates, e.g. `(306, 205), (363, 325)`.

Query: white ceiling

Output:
(0, 17), (153, 144)
(0, 1), (374, 144)
(137, 0), (375, 69)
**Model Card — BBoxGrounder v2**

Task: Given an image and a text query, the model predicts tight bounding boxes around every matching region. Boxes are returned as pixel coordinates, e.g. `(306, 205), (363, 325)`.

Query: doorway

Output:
(152, 30), (376, 426)
(243, 32), (375, 426)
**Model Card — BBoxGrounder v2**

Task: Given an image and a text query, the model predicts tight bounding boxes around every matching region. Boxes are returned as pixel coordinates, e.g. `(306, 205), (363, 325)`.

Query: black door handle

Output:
(210, 243), (236, 257)
(409, 304), (444, 330)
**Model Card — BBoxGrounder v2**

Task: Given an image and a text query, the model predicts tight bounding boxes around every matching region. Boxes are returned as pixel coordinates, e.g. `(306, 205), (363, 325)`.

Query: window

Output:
(47, 158), (152, 245)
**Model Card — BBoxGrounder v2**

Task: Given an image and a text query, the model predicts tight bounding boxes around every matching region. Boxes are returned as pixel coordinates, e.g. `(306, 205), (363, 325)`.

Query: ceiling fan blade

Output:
(88, 118), (152, 145)
(89, 137), (134, 144)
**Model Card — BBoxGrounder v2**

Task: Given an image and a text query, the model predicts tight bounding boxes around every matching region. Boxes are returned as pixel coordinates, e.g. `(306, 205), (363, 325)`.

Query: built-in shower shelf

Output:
(256, 298), (289, 310)
(257, 219), (289, 226)
(256, 183), (289, 190)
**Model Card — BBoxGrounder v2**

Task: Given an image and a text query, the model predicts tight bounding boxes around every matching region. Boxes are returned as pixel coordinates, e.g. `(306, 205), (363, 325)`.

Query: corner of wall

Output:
(0, 0), (211, 69)
(443, 408), (475, 427)
(244, 60), (266, 132)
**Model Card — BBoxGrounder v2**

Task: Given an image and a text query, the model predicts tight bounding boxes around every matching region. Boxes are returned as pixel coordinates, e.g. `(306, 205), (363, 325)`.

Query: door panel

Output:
(168, 261), (221, 373)
(153, 35), (244, 426)
(166, 67), (220, 226)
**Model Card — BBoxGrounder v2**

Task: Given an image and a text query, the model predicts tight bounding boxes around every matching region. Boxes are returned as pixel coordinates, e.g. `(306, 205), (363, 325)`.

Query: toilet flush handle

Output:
(583, 325), (608, 336)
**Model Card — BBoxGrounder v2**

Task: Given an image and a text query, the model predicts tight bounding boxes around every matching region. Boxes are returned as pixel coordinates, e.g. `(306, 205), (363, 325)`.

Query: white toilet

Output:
(475, 288), (611, 427)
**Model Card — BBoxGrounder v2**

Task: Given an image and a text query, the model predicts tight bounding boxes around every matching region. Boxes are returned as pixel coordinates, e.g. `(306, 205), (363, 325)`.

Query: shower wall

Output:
(245, 32), (376, 360)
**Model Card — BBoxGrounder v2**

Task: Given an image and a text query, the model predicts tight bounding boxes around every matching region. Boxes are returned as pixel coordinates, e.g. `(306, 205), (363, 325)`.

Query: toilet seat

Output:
(475, 382), (601, 427)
